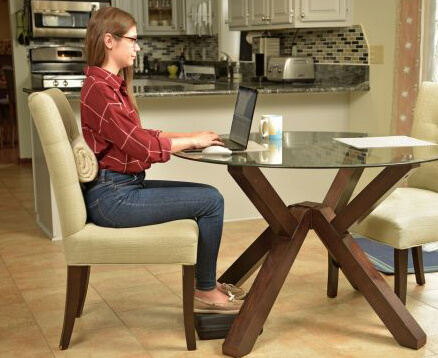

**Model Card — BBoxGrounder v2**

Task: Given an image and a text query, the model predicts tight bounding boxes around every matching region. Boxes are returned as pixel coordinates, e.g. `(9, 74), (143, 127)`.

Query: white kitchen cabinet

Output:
(270, 0), (294, 25)
(186, 0), (218, 36)
(227, 0), (249, 27)
(248, 0), (266, 26)
(143, 0), (186, 35)
(295, 0), (352, 28)
(248, 0), (292, 27)
(228, 0), (352, 30)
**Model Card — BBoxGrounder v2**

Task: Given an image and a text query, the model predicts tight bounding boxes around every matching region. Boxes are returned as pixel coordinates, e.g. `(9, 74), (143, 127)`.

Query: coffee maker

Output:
(252, 37), (280, 81)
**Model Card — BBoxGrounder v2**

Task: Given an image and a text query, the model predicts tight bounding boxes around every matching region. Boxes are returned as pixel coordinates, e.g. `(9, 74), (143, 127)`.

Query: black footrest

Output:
(194, 313), (263, 340)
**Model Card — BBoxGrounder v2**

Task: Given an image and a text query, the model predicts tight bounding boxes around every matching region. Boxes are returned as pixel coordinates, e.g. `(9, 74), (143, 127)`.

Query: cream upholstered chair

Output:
(28, 88), (199, 350)
(352, 81), (438, 304)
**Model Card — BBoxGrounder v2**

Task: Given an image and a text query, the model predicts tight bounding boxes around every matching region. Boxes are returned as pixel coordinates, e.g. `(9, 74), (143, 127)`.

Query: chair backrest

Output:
(28, 88), (87, 238)
(407, 81), (438, 192)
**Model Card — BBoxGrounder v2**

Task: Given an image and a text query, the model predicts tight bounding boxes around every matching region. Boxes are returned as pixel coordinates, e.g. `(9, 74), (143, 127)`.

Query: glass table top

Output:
(173, 131), (438, 169)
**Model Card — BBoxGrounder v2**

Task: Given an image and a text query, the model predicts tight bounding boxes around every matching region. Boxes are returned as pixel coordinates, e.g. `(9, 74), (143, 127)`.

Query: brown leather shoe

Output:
(194, 296), (243, 315)
(218, 283), (247, 300)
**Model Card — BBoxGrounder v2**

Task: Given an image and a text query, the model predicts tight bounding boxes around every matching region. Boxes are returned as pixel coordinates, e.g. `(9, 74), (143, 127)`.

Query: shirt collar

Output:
(84, 65), (127, 90)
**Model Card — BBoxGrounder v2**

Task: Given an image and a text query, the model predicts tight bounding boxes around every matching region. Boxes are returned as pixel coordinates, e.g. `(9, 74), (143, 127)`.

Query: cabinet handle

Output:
(300, 12), (305, 18)
(266, 16), (271, 22)
(262, 15), (266, 21)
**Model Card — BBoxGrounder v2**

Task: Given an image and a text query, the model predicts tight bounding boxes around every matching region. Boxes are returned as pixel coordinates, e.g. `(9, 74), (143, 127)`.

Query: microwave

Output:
(31, 1), (110, 38)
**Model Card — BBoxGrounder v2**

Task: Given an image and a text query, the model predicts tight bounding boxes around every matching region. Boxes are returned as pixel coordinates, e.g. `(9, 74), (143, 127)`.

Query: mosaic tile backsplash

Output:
(27, 24), (368, 65)
(136, 24), (369, 65)
(137, 35), (219, 61)
(275, 25), (368, 64)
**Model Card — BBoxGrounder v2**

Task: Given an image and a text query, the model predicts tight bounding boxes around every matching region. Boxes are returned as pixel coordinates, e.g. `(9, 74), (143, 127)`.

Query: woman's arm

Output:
(160, 131), (215, 139)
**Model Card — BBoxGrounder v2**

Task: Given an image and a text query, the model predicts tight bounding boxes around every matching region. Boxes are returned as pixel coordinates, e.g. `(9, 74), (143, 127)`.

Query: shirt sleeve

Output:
(84, 83), (172, 163)
(145, 129), (162, 138)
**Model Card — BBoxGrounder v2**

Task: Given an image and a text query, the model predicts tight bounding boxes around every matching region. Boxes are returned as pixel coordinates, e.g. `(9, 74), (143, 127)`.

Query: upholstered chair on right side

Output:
(28, 88), (199, 351)
(347, 81), (438, 304)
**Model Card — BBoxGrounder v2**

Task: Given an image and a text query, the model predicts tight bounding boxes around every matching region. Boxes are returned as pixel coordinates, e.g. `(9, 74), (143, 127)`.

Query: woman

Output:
(81, 7), (245, 314)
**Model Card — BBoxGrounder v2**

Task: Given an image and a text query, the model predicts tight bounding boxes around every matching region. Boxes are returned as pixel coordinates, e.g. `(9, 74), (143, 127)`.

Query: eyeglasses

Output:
(113, 34), (139, 47)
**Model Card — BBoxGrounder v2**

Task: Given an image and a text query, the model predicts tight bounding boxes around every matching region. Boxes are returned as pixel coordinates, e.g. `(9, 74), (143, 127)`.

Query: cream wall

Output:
(348, 0), (398, 191)
(217, 0), (240, 61)
(349, 0), (397, 135)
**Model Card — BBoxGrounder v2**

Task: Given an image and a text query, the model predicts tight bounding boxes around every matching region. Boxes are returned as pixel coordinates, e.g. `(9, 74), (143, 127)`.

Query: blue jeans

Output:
(84, 169), (224, 291)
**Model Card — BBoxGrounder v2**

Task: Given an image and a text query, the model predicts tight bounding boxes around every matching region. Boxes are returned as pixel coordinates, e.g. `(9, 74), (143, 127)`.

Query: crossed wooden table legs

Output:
(218, 164), (426, 357)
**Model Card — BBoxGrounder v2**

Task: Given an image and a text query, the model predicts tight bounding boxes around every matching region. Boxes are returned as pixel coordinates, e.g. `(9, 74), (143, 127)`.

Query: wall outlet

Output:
(370, 45), (384, 64)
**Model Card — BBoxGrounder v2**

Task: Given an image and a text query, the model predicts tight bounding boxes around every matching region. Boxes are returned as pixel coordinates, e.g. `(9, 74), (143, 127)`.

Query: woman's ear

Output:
(103, 33), (113, 50)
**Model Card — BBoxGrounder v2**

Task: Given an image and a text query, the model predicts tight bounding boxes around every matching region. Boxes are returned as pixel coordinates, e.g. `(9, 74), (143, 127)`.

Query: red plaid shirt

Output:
(81, 66), (172, 174)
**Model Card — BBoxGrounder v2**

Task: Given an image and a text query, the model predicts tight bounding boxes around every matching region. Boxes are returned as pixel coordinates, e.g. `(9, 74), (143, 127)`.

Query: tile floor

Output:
(1, 164), (438, 357)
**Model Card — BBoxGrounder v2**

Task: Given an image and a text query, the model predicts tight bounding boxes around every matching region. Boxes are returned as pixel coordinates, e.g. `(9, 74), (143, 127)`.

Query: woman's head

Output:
(85, 7), (140, 112)
(85, 6), (139, 69)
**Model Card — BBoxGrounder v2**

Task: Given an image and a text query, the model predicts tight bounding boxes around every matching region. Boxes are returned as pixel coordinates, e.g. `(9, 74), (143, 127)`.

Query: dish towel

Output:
(71, 136), (98, 183)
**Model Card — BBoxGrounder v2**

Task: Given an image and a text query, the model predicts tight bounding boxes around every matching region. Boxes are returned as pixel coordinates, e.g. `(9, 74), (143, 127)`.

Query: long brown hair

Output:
(85, 7), (139, 114)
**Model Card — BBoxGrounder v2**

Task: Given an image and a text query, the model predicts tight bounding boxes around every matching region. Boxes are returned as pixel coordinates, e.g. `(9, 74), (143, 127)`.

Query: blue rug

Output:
(353, 235), (438, 275)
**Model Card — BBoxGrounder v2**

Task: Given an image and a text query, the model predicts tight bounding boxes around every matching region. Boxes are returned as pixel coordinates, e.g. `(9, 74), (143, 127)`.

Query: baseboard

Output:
(18, 158), (32, 166)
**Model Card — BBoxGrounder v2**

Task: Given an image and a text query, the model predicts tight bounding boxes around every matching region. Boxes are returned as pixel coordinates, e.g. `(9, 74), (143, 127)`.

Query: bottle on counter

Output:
(179, 47), (186, 79)
(134, 52), (141, 74)
(143, 53), (149, 74)
(233, 61), (242, 82)
(139, 52), (144, 74)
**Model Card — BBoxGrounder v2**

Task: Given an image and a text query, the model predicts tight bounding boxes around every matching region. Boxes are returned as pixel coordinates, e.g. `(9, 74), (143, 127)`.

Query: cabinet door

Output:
(297, 0), (351, 24)
(112, 0), (144, 34)
(143, 0), (183, 34)
(248, 0), (268, 26)
(228, 0), (249, 27)
(186, 0), (217, 36)
(269, 0), (293, 25)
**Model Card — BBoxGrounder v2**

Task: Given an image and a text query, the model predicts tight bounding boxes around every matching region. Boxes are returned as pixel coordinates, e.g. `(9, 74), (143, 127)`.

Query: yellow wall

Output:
(349, 0), (397, 135)
(349, 0), (398, 192)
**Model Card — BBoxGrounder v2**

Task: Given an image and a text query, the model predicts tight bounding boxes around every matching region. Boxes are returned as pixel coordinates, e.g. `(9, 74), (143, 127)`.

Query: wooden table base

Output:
(219, 165), (426, 357)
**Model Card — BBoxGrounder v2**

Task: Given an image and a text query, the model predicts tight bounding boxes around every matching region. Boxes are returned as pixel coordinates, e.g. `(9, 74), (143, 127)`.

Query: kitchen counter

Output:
(23, 64), (369, 99)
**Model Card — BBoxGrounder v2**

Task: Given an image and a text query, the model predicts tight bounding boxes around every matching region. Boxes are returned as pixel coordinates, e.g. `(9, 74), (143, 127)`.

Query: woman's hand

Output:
(169, 131), (223, 153)
(192, 131), (223, 148)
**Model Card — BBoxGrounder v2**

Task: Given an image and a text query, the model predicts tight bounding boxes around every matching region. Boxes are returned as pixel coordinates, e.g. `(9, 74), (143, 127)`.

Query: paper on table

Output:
(334, 136), (437, 149)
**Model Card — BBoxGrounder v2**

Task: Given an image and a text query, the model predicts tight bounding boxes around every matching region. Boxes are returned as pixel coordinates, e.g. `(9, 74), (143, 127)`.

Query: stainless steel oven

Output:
(31, 0), (110, 38)
(30, 46), (86, 89)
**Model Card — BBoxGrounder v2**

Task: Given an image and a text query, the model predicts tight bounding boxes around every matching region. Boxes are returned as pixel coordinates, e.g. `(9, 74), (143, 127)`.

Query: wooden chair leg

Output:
(412, 246), (426, 285)
(76, 266), (90, 318)
(327, 253), (339, 298)
(394, 249), (408, 305)
(59, 266), (85, 350)
(182, 265), (196, 351)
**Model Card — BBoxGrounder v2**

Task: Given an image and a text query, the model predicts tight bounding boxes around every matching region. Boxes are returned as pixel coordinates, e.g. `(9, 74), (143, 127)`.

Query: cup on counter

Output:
(259, 114), (283, 140)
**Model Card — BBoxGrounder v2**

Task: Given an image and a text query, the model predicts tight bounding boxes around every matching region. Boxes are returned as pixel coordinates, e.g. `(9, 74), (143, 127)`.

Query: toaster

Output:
(267, 57), (315, 82)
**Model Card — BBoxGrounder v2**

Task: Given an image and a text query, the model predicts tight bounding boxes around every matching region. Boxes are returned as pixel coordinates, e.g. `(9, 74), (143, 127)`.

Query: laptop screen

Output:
(229, 87), (258, 146)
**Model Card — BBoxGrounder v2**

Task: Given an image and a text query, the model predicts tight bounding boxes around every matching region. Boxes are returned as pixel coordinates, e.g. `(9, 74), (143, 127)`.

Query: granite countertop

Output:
(23, 64), (369, 99)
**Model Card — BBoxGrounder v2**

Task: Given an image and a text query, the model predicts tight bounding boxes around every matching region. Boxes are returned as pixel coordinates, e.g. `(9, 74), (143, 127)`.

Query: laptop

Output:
(184, 86), (258, 152)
